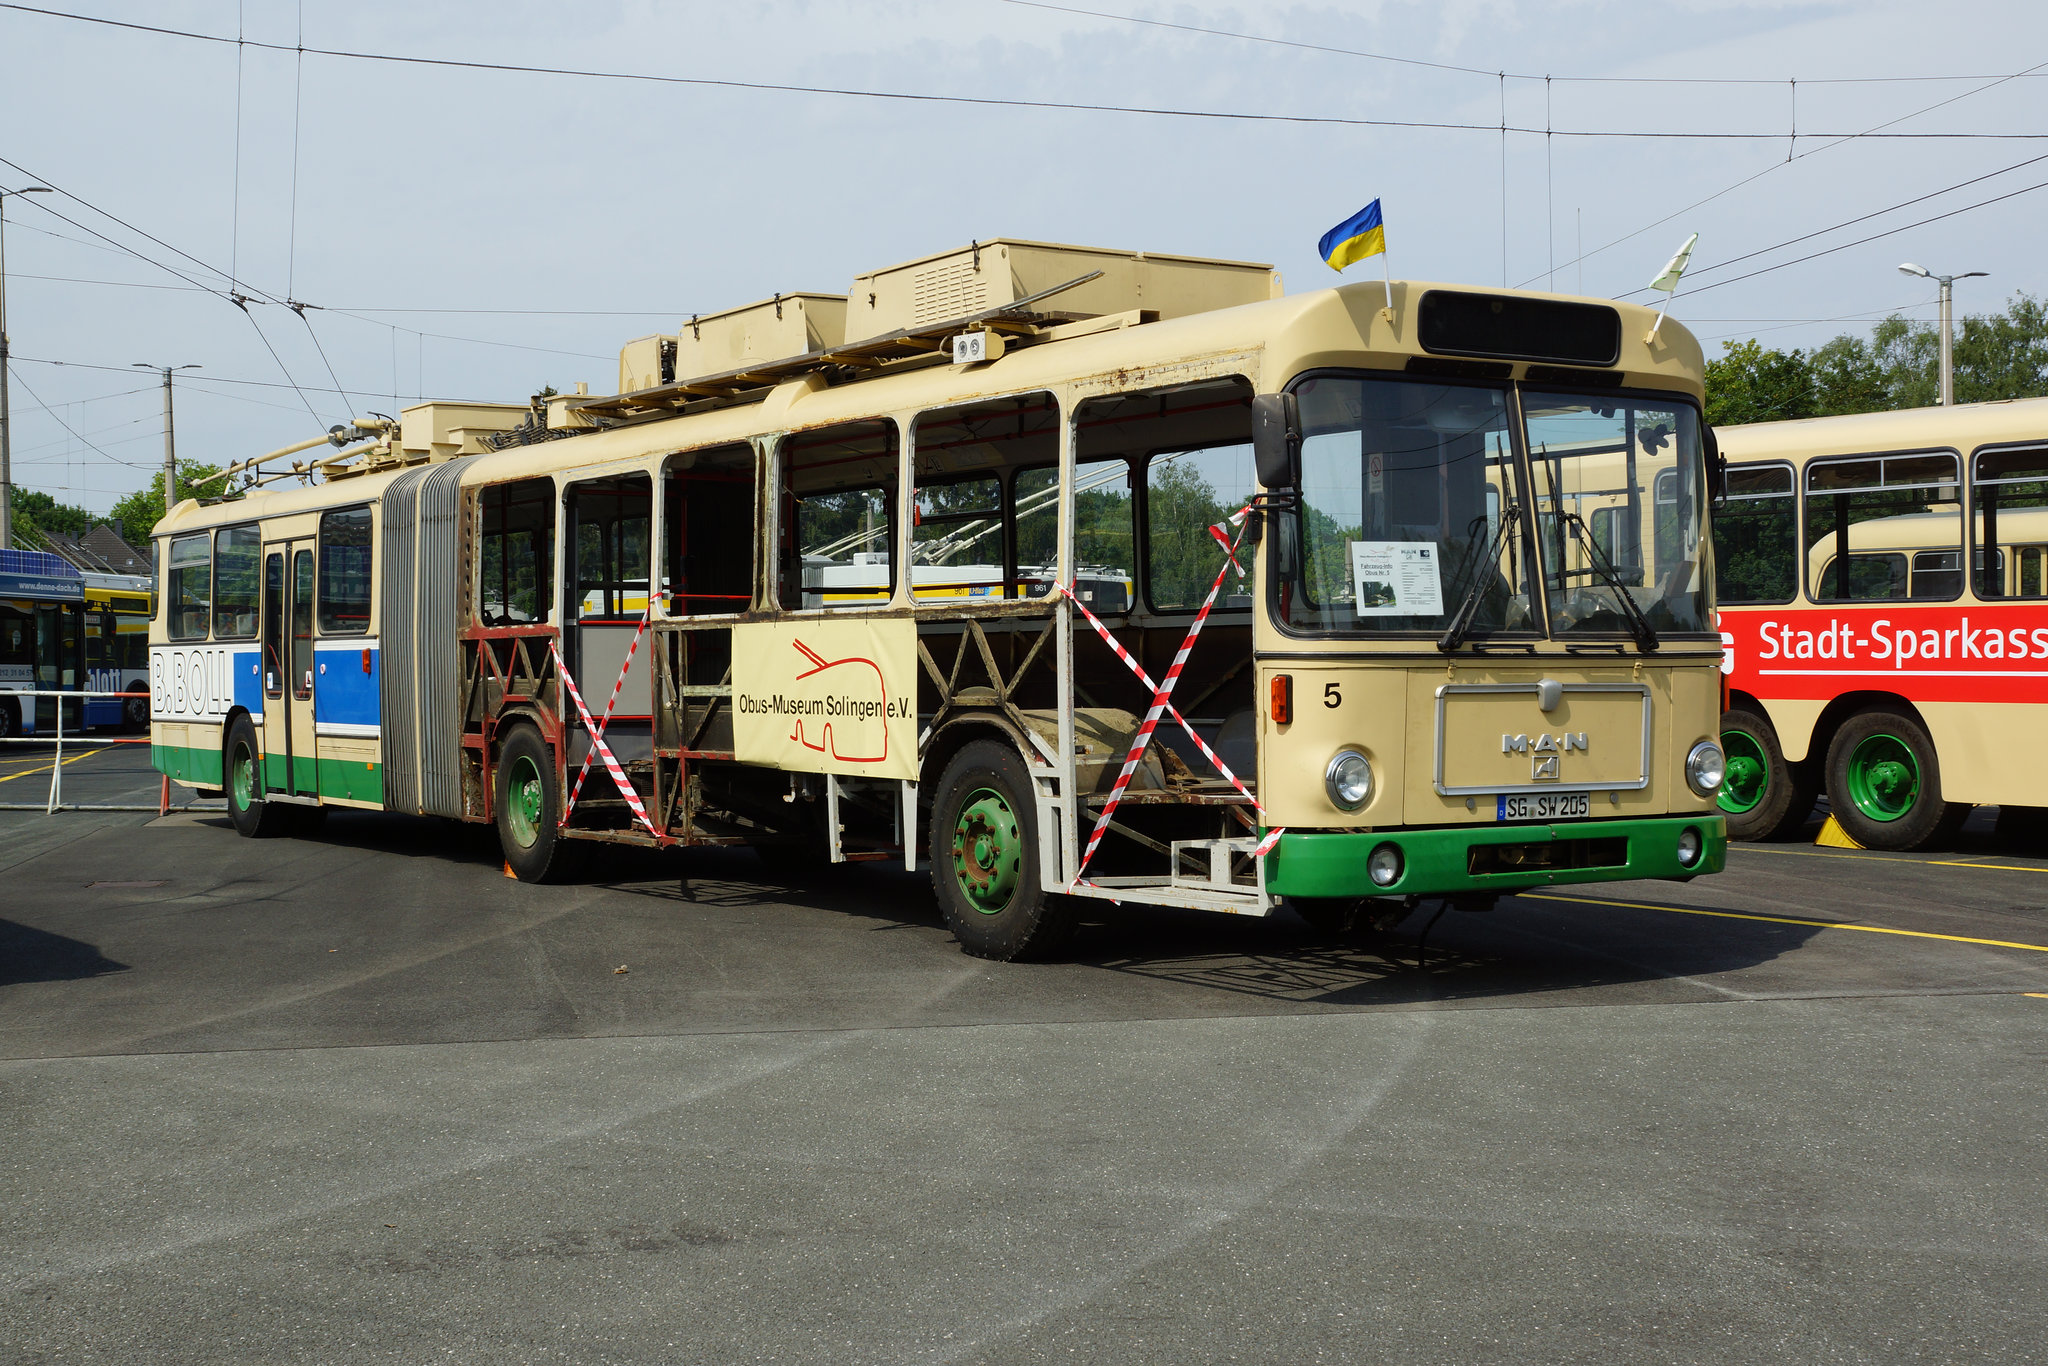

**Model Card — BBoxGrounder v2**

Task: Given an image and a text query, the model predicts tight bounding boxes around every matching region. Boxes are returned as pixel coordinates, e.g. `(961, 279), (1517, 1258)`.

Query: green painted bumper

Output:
(1262, 814), (1727, 899)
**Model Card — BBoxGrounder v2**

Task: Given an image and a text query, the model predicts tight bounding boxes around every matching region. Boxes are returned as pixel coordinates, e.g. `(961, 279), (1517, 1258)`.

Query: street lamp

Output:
(1899, 262), (1988, 406)
(0, 183), (53, 551)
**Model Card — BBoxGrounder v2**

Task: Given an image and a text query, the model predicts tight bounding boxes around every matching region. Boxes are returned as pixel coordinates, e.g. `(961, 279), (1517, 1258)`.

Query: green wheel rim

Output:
(951, 787), (1022, 914)
(231, 744), (258, 811)
(505, 754), (545, 848)
(1845, 732), (1920, 823)
(1718, 729), (1770, 815)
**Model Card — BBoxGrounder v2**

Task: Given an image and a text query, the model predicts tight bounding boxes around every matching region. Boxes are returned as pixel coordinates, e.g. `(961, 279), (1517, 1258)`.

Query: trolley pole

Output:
(0, 184), (53, 550)
(134, 362), (200, 515)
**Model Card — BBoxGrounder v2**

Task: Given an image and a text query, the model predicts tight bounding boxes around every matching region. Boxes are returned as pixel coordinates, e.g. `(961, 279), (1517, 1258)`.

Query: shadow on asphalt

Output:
(269, 812), (1832, 1010)
(0, 920), (129, 985)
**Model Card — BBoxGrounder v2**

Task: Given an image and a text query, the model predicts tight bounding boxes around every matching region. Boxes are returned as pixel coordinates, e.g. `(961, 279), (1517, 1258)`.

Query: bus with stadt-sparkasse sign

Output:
(1713, 396), (2048, 849)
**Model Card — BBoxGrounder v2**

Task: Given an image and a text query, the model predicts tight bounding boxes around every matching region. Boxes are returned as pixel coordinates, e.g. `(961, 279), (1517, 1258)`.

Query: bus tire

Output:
(1718, 709), (1815, 840)
(123, 694), (149, 731)
(0, 698), (17, 740)
(1824, 710), (1959, 851)
(929, 739), (1073, 961)
(224, 715), (287, 838)
(495, 724), (580, 882)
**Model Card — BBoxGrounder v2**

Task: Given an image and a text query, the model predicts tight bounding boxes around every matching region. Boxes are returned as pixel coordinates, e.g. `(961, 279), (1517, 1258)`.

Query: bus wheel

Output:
(1718, 709), (1815, 840)
(123, 694), (149, 731)
(929, 739), (1073, 961)
(224, 716), (286, 838)
(0, 699), (17, 740)
(495, 724), (580, 882)
(1824, 711), (1959, 851)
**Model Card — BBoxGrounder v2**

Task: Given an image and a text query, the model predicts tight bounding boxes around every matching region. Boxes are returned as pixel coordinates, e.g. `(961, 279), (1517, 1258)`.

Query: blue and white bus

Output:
(0, 547), (87, 739)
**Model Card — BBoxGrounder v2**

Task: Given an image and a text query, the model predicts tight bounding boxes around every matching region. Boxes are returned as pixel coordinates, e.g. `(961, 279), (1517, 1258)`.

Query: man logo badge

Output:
(1504, 732), (1585, 782)
(1533, 754), (1559, 780)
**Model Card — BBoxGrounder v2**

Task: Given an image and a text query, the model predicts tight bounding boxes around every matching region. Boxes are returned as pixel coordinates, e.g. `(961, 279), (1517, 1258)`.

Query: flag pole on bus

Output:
(1319, 198), (1394, 318)
(1645, 231), (1698, 344)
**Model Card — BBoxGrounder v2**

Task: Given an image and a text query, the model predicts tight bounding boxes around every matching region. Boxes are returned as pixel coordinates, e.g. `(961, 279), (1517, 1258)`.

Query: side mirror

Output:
(1252, 392), (1300, 491)
(1704, 424), (1727, 507)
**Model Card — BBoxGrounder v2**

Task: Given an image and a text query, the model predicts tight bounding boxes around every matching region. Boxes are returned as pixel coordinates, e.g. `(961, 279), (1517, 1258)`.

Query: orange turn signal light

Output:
(1270, 674), (1292, 725)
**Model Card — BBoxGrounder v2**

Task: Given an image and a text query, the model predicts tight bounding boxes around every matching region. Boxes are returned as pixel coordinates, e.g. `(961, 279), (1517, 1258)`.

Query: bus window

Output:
(292, 549), (315, 700)
(1279, 375), (1524, 635)
(784, 419), (897, 610)
(263, 552), (284, 698)
(1816, 553), (1907, 600)
(477, 479), (555, 626)
(0, 602), (27, 676)
(1015, 458), (1133, 613)
(318, 508), (372, 634)
(663, 444), (754, 616)
(1712, 463), (1797, 605)
(1805, 452), (1960, 602)
(1972, 445), (2048, 598)
(167, 533), (211, 640)
(1146, 443), (1257, 612)
(912, 393), (1057, 602)
(566, 475), (652, 621)
(214, 524), (262, 639)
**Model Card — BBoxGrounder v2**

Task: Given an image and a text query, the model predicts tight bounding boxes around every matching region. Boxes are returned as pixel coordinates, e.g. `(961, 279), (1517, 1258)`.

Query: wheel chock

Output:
(1815, 815), (1864, 849)
(503, 861), (518, 879)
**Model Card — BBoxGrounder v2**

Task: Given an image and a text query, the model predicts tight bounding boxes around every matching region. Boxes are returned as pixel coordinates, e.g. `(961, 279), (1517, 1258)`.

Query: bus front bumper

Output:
(1262, 815), (1727, 900)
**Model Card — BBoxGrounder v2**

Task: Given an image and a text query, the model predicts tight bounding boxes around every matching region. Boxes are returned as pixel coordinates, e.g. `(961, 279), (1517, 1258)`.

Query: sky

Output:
(1, 0), (2044, 519)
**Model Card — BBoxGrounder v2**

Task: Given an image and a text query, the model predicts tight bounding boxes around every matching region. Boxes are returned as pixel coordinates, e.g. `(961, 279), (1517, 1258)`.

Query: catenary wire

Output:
(2, 4), (2044, 141)
(996, 0), (2048, 86)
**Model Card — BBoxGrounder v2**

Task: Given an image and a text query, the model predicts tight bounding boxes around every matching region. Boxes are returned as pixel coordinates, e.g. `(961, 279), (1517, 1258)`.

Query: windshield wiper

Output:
(1556, 510), (1658, 652)
(1438, 502), (1522, 653)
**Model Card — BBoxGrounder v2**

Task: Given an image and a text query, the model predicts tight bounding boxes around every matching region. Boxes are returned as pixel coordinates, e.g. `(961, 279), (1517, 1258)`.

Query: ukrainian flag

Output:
(1318, 199), (1386, 272)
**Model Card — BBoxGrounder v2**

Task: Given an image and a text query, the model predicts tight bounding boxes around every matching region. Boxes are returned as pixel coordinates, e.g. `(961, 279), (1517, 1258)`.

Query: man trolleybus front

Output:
(1251, 289), (1727, 915)
(145, 238), (1724, 960)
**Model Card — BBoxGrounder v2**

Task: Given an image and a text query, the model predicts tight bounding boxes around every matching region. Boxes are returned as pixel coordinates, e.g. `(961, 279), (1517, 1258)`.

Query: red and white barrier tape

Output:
(549, 639), (660, 839)
(1066, 508), (1282, 886)
(563, 604), (653, 822)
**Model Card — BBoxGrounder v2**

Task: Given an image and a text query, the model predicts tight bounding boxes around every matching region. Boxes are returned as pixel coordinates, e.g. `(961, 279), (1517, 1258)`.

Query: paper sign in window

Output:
(1348, 541), (1445, 617)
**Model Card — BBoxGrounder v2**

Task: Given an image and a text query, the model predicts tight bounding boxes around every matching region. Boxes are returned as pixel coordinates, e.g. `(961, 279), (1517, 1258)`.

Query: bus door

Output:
(564, 475), (654, 758)
(32, 602), (82, 734)
(262, 541), (321, 799)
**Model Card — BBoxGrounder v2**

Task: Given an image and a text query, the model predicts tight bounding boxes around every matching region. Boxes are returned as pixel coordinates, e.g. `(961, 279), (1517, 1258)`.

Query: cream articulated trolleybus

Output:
(149, 239), (1728, 959)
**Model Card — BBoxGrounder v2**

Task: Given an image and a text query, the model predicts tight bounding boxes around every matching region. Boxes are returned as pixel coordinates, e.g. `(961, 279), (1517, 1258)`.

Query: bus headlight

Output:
(1677, 827), (1703, 867)
(1368, 843), (1403, 887)
(1325, 750), (1373, 811)
(1685, 740), (1726, 797)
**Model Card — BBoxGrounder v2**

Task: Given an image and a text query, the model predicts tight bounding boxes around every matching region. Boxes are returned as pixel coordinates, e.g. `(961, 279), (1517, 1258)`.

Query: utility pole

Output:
(134, 363), (199, 519)
(0, 184), (53, 550)
(1899, 263), (1988, 406)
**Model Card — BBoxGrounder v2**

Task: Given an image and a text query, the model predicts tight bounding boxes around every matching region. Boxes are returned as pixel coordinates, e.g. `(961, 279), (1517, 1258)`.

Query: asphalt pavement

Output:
(3, 744), (2045, 1363)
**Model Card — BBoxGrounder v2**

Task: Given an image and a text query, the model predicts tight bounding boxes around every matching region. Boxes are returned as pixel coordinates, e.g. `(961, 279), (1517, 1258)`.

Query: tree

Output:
(7, 488), (96, 546)
(1703, 339), (1817, 427)
(107, 462), (238, 546)
(1705, 293), (2048, 424)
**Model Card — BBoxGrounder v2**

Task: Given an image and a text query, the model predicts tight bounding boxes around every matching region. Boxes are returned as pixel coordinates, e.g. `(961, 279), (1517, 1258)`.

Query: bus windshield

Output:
(1522, 391), (1710, 637)
(1276, 374), (1533, 636)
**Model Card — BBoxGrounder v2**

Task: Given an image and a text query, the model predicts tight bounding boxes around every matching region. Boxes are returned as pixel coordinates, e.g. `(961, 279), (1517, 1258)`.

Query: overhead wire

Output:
(994, 0), (2048, 86)
(5, 365), (156, 469)
(1521, 56), (2048, 290)
(1, 4), (2043, 141)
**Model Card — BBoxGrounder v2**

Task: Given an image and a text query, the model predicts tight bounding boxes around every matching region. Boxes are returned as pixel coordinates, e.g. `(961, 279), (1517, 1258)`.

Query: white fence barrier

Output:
(0, 688), (216, 815)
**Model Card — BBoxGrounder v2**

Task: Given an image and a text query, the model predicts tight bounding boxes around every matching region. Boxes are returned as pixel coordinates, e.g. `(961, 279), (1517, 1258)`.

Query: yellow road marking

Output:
(1522, 892), (2048, 954)
(0, 749), (104, 784)
(1739, 845), (2048, 874)
(2027, 993), (2048, 999)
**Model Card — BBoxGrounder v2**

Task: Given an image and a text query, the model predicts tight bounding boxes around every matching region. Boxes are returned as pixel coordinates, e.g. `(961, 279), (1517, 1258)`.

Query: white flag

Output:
(1649, 233), (1698, 294)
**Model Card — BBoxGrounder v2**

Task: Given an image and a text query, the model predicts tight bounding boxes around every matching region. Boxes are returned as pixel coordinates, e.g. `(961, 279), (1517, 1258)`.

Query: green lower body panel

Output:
(154, 741), (381, 805)
(152, 741), (224, 788)
(1263, 815), (1727, 899)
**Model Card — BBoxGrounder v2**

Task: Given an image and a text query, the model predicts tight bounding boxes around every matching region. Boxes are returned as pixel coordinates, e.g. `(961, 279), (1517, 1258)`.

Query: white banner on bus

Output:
(732, 618), (917, 780)
(150, 643), (246, 723)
